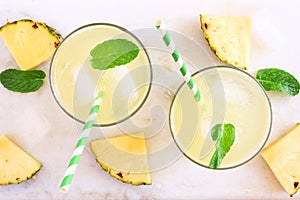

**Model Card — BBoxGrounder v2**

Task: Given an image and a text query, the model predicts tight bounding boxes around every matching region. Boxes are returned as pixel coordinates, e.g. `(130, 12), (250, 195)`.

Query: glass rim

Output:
(49, 22), (153, 127)
(168, 65), (273, 170)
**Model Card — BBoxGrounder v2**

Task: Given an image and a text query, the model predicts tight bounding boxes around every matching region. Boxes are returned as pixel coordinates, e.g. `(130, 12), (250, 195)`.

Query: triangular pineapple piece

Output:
(90, 132), (151, 185)
(200, 14), (251, 69)
(0, 19), (62, 70)
(261, 123), (300, 197)
(0, 135), (42, 185)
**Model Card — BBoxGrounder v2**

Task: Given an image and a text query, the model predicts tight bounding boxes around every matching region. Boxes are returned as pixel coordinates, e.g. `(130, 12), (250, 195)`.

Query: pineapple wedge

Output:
(0, 19), (62, 70)
(0, 135), (42, 185)
(90, 132), (151, 185)
(200, 14), (251, 70)
(261, 123), (300, 196)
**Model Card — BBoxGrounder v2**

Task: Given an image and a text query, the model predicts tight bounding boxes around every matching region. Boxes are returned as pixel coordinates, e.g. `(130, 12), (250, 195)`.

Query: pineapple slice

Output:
(0, 19), (62, 70)
(261, 123), (300, 196)
(90, 132), (151, 185)
(200, 14), (251, 70)
(0, 135), (42, 185)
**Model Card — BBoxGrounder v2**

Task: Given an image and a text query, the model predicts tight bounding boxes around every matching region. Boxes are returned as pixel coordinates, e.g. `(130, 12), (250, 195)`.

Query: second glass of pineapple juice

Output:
(170, 66), (272, 169)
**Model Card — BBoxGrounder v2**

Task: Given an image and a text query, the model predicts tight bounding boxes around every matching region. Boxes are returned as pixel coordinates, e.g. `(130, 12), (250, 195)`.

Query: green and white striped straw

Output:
(156, 20), (201, 102)
(59, 91), (104, 193)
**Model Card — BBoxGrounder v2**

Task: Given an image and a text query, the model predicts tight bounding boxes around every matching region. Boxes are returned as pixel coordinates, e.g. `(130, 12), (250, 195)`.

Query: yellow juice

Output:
(50, 24), (152, 126)
(170, 66), (272, 169)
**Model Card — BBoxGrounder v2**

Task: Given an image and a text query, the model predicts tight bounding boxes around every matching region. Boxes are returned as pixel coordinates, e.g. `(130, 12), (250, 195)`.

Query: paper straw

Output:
(59, 91), (104, 193)
(156, 20), (201, 102)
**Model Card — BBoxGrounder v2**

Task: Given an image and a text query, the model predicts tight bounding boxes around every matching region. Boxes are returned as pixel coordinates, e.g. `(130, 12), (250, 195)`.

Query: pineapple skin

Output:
(95, 158), (152, 186)
(0, 19), (62, 40)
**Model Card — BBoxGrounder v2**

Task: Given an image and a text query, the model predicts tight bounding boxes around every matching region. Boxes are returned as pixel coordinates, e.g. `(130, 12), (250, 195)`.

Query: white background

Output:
(0, 0), (300, 199)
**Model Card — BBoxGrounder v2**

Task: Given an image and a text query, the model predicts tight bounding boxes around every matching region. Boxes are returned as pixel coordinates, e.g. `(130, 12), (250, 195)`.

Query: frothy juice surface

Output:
(50, 24), (151, 125)
(170, 66), (271, 169)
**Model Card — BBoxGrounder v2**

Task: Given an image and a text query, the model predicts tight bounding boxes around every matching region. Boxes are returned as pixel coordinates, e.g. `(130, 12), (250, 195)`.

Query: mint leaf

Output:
(256, 68), (300, 96)
(90, 39), (140, 70)
(209, 123), (235, 169)
(0, 68), (46, 93)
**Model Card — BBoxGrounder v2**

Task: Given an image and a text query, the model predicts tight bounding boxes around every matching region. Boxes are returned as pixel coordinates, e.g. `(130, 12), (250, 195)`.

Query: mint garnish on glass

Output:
(0, 68), (46, 93)
(256, 68), (300, 96)
(90, 39), (140, 70)
(209, 123), (236, 169)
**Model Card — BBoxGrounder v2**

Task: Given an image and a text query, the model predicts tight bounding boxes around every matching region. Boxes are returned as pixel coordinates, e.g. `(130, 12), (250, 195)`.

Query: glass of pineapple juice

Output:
(49, 23), (152, 126)
(169, 66), (272, 169)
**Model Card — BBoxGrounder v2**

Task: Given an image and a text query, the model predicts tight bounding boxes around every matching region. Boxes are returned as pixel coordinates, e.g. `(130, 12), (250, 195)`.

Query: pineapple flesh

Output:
(200, 14), (251, 70)
(90, 132), (151, 186)
(261, 123), (300, 196)
(0, 135), (42, 185)
(0, 19), (62, 70)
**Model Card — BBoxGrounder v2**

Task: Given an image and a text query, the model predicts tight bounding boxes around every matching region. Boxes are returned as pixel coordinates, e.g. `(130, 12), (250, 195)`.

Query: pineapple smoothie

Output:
(50, 24), (152, 126)
(170, 66), (272, 169)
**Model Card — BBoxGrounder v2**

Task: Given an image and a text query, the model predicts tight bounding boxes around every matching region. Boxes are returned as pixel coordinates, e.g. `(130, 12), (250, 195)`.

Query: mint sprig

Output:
(209, 123), (235, 169)
(0, 68), (46, 93)
(90, 39), (140, 70)
(256, 68), (299, 96)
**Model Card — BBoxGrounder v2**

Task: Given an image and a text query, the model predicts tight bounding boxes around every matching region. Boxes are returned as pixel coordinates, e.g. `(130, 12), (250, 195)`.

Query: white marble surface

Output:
(1, 0), (300, 199)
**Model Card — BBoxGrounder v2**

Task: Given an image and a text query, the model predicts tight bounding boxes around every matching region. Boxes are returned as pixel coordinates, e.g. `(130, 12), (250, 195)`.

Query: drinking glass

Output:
(169, 66), (272, 169)
(50, 23), (152, 126)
